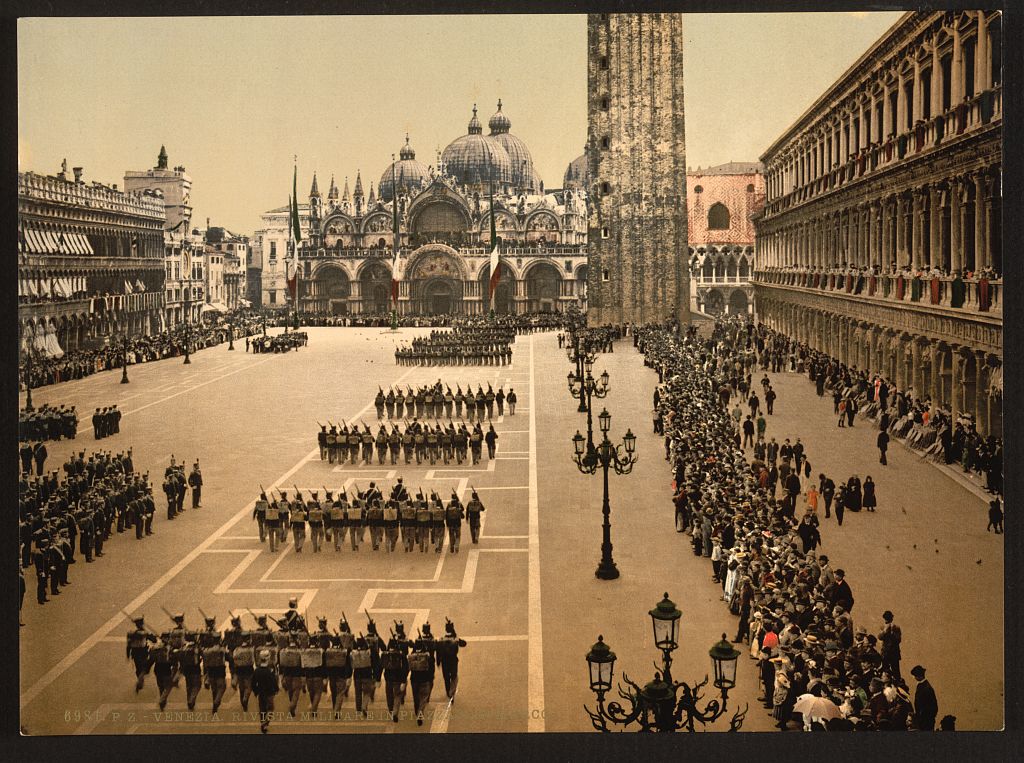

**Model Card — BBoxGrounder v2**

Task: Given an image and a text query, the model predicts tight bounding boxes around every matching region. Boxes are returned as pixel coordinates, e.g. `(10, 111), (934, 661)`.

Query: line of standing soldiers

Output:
(19, 403), (79, 442)
(318, 419), (499, 467)
(91, 405), (122, 439)
(253, 480), (487, 554)
(372, 381), (517, 421)
(395, 326), (517, 366)
(127, 604), (468, 730)
(162, 457), (204, 520)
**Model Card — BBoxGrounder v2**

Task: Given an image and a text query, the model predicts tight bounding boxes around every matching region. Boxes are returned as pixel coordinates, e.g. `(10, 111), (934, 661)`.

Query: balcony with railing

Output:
(752, 268), (1002, 318)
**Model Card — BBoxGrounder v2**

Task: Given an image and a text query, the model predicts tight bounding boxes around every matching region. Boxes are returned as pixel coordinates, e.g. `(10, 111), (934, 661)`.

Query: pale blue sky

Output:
(19, 12), (904, 233)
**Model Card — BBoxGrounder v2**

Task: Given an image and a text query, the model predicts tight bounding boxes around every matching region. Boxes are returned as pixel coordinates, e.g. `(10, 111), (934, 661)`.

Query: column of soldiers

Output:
(19, 403), (79, 442)
(317, 419), (499, 467)
(370, 381), (517, 421)
(126, 601), (468, 731)
(19, 449), (156, 616)
(395, 326), (517, 366)
(253, 480), (486, 555)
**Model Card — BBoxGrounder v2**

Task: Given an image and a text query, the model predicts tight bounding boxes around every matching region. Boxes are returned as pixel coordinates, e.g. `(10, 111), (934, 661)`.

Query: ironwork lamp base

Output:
(595, 561), (620, 580)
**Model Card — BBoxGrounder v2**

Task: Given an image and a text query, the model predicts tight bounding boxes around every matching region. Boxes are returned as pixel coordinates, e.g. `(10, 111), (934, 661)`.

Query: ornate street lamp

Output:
(571, 408), (636, 580)
(568, 368), (609, 446)
(23, 345), (35, 411)
(566, 330), (598, 412)
(584, 596), (747, 733)
(227, 316), (235, 350)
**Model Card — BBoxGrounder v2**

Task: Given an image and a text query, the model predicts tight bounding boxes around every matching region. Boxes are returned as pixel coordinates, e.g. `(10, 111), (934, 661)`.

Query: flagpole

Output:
(390, 153), (399, 332)
(488, 162), (497, 320)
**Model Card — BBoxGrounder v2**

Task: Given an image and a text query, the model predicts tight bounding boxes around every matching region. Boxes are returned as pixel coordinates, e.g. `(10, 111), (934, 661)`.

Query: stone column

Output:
(976, 11), (990, 93)
(910, 338), (923, 399)
(974, 172), (988, 271)
(929, 185), (941, 269)
(973, 351), (988, 435)
(952, 28), (964, 105)
(927, 341), (940, 406)
(912, 60), (923, 124)
(895, 195), (906, 266)
(951, 348), (965, 418)
(950, 177), (963, 272)
(911, 189), (924, 269)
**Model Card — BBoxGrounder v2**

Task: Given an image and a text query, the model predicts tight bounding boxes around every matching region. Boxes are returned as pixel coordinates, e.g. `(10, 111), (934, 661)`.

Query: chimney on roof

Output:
(112, 184), (118, 191)
(73, 167), (83, 183)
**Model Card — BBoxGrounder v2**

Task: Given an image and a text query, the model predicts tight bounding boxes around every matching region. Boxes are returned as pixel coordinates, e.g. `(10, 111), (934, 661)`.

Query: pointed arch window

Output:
(708, 202), (730, 230)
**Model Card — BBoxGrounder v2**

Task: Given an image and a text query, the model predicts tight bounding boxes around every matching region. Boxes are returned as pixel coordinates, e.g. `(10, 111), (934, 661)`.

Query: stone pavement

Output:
(18, 327), (1003, 734)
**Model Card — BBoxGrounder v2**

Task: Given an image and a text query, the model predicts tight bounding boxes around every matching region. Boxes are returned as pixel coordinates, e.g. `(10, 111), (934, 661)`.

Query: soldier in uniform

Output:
(470, 424), (483, 465)
(34, 537), (52, 604)
(496, 386), (506, 416)
(416, 493), (431, 553)
(199, 616), (228, 712)
(329, 490), (347, 551)
(265, 494), (282, 552)
(426, 425), (439, 465)
(290, 494), (307, 553)
(303, 619), (329, 712)
(278, 632), (304, 717)
(350, 635), (374, 717)
(465, 490), (486, 544)
(329, 618), (356, 711)
(414, 424), (426, 465)
(361, 425), (374, 465)
(318, 424), (329, 461)
(79, 508), (94, 563)
(326, 425), (338, 464)
(163, 473), (177, 520)
(222, 613), (246, 690)
(382, 622), (411, 723)
(485, 385), (496, 419)
(400, 494), (418, 553)
(445, 492), (464, 554)
(383, 498), (400, 553)
(308, 492), (325, 553)
(429, 493), (446, 553)
(126, 616), (157, 692)
(253, 491), (269, 543)
(395, 388), (406, 419)
(385, 388), (396, 419)
(151, 635), (176, 710)
(440, 424), (454, 465)
(507, 388), (517, 415)
(402, 424), (414, 465)
(174, 620), (203, 711)
(436, 620), (468, 701)
(231, 627), (256, 712)
(374, 388), (386, 419)
(388, 426), (401, 465)
(454, 386), (465, 418)
(408, 635), (436, 726)
(175, 467), (187, 515)
(283, 598), (307, 632)
(365, 617), (384, 702)
(348, 494), (365, 551)
(347, 426), (361, 465)
(366, 497), (385, 551)
(485, 424), (499, 460)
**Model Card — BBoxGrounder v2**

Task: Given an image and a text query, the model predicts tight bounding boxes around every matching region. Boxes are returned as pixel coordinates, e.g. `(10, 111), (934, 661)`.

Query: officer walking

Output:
(126, 615), (157, 692)
(465, 491), (486, 544)
(436, 620), (468, 701)
(252, 648), (279, 734)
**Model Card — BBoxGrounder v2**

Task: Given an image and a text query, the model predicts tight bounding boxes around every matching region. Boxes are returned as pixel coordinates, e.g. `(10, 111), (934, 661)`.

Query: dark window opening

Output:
(600, 97), (609, 110)
(889, 90), (898, 134)
(904, 79), (914, 130)
(599, 56), (609, 70)
(964, 38), (976, 98)
(941, 54), (953, 111)
(708, 203), (730, 230)
(602, 269), (609, 282)
(600, 181), (611, 195)
(921, 68), (932, 120)
(600, 136), (610, 150)
(746, 184), (755, 193)
(990, 17), (1001, 87)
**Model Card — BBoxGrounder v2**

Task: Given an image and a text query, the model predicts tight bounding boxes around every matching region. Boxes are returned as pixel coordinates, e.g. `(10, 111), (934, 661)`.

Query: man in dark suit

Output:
(877, 430), (890, 465)
(911, 665), (938, 731)
(829, 569), (855, 613)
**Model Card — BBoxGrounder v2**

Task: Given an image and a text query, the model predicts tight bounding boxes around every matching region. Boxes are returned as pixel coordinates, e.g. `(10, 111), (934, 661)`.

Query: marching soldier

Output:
(416, 493), (431, 553)
(402, 424), (414, 464)
(278, 490), (292, 546)
(253, 491), (269, 543)
(151, 635), (176, 710)
(361, 425), (374, 465)
(414, 424), (426, 465)
(388, 426), (401, 465)
(395, 388), (406, 419)
(265, 494), (281, 552)
(385, 388), (396, 419)
(175, 627), (203, 711)
(440, 424), (454, 464)
(329, 490), (347, 552)
(199, 615), (228, 712)
(350, 635), (374, 717)
(348, 494), (365, 551)
(365, 616), (384, 702)
(485, 424), (499, 460)
(429, 493), (446, 553)
(308, 492), (325, 553)
(283, 597), (307, 632)
(485, 385), (496, 419)
(367, 498), (385, 551)
(326, 425), (338, 464)
(374, 388), (386, 419)
(303, 619), (329, 712)
(278, 633), (304, 717)
(290, 494), (307, 553)
(408, 636), (435, 726)
(466, 490), (486, 544)
(454, 386), (465, 418)
(507, 388), (517, 415)
(446, 492), (464, 554)
(496, 386), (506, 416)
(444, 386), (455, 418)
(347, 426), (361, 465)
(382, 622), (411, 723)
(470, 424), (483, 465)
(375, 426), (388, 465)
(318, 424), (328, 460)
(383, 499), (400, 553)
(426, 425), (439, 465)
(126, 615), (157, 692)
(436, 620), (468, 701)
(400, 494), (418, 552)
(231, 628), (256, 712)
(222, 613), (246, 690)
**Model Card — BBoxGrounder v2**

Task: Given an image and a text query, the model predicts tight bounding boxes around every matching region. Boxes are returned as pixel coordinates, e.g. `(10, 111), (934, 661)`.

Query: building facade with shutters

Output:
(752, 10), (1002, 435)
(18, 165), (167, 357)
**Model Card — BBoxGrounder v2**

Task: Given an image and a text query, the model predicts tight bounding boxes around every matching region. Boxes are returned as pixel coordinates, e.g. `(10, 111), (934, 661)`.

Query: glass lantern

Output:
(649, 592), (682, 652)
(599, 408), (611, 433)
(709, 633), (741, 691)
(623, 428), (636, 454)
(586, 635), (616, 694)
(572, 430), (586, 457)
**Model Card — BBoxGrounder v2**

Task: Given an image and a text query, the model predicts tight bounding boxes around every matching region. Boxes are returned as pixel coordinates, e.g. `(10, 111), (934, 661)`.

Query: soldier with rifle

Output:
(365, 612), (384, 702)
(382, 621), (411, 723)
(348, 488), (365, 551)
(436, 619), (468, 701)
(198, 611), (228, 713)
(445, 491), (465, 554)
(289, 489), (307, 553)
(253, 489), (269, 543)
(308, 491), (325, 553)
(399, 493), (418, 552)
(125, 613), (157, 692)
(429, 492), (446, 553)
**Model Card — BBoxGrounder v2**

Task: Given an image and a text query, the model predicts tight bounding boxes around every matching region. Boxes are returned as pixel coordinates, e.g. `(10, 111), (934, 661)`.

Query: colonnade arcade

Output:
(757, 295), (1001, 437)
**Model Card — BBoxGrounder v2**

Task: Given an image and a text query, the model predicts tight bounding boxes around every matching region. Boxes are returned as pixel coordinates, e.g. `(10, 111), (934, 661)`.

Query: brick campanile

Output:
(586, 13), (690, 326)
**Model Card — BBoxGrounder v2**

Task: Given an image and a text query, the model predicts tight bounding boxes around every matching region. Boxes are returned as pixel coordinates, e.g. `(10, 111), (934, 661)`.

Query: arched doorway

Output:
(423, 278), (457, 315)
(316, 265), (351, 315)
(704, 290), (725, 316)
(525, 262), (562, 312)
(727, 290), (749, 315)
(360, 262), (391, 314)
(479, 263), (515, 315)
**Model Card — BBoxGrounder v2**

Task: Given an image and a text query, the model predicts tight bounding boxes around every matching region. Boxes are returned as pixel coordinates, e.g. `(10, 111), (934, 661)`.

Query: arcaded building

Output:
(264, 103), (589, 316)
(753, 10), (1002, 435)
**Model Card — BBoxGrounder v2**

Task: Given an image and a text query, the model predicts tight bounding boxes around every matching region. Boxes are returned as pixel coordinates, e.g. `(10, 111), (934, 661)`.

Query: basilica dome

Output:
(563, 147), (591, 190)
(442, 105), (513, 188)
(487, 100), (539, 192)
(379, 135), (431, 202)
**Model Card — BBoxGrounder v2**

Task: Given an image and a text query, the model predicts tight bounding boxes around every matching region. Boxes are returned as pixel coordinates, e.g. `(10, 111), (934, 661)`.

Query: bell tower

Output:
(586, 13), (690, 325)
